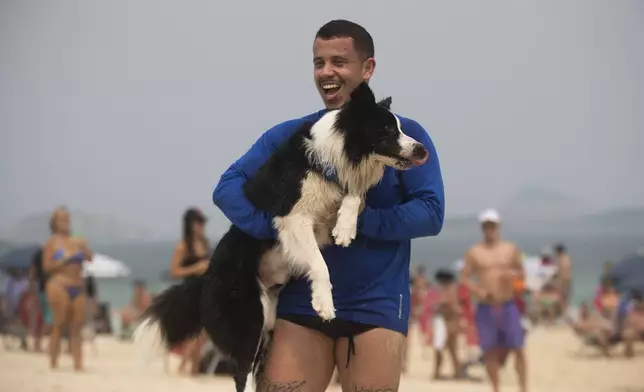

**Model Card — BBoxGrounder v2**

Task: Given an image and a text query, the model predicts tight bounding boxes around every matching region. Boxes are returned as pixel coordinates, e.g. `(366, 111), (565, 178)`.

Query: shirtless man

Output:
(554, 243), (573, 314)
(405, 265), (429, 372)
(431, 269), (462, 380)
(461, 209), (527, 392)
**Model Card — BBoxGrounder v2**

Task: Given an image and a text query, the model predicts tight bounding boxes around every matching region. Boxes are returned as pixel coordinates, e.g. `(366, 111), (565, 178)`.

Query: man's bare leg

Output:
(335, 328), (405, 392)
(513, 348), (527, 392)
(446, 333), (461, 378)
(258, 319), (335, 392)
(483, 349), (502, 392)
(433, 349), (443, 379)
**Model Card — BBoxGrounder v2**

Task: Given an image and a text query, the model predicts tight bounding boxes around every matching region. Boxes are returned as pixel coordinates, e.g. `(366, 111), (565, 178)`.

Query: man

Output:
(553, 243), (573, 315)
(410, 265), (429, 326)
(213, 20), (444, 392)
(405, 265), (429, 372)
(460, 209), (526, 392)
(120, 280), (152, 337)
(28, 247), (48, 352)
(431, 269), (462, 380)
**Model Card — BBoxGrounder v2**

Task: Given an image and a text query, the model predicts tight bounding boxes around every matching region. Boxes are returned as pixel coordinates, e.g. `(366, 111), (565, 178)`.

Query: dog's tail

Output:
(134, 278), (204, 360)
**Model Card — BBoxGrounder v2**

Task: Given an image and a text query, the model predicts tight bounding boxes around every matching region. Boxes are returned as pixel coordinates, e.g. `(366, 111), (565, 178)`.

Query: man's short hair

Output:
(434, 269), (456, 284)
(554, 243), (566, 254)
(315, 19), (375, 59)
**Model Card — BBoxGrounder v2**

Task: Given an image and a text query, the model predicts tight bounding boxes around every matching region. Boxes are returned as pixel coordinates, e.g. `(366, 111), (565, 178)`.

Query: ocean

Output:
(88, 232), (643, 311)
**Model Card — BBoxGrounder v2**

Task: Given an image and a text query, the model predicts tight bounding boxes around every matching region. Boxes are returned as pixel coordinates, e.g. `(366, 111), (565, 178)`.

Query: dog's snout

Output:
(412, 144), (428, 160)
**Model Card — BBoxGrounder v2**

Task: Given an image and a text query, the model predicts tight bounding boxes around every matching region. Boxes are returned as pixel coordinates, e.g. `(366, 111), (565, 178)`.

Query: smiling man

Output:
(213, 20), (445, 392)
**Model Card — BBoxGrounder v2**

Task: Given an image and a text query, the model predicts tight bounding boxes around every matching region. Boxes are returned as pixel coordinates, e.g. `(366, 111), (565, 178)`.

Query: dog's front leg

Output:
(332, 194), (362, 247)
(274, 216), (335, 320)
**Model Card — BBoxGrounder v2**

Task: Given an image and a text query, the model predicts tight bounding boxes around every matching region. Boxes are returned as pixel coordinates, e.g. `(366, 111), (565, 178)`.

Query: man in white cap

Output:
(460, 209), (527, 392)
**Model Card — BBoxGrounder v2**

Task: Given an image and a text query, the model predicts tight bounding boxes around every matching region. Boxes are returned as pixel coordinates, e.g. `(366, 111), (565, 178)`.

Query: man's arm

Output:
(510, 245), (525, 280)
(212, 119), (303, 239)
(460, 249), (479, 295)
(358, 119), (444, 241)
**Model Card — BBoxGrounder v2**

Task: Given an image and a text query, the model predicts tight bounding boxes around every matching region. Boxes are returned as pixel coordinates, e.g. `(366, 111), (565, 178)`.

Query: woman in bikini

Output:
(42, 206), (93, 370)
(169, 208), (210, 375)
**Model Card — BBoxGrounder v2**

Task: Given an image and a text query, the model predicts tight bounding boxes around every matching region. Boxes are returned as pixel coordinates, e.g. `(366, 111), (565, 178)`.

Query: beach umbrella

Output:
(0, 244), (41, 273)
(83, 253), (131, 278)
(609, 252), (644, 294)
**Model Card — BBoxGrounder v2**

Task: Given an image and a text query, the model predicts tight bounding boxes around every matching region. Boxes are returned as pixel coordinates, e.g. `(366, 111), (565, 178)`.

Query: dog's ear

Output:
(349, 82), (376, 107)
(377, 97), (392, 110)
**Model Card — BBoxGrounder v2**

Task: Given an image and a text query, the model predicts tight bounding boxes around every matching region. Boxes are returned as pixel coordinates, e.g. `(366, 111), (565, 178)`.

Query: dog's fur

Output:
(134, 82), (429, 392)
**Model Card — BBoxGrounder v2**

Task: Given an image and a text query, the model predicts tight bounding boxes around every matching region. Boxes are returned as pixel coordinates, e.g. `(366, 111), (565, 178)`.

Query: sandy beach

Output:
(1, 325), (643, 392)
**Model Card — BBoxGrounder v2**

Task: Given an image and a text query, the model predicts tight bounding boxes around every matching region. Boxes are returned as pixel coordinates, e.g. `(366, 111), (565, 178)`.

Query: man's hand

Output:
(474, 286), (492, 301)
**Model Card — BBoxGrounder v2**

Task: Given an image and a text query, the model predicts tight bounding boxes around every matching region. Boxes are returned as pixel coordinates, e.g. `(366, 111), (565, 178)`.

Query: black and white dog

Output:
(134, 82), (429, 392)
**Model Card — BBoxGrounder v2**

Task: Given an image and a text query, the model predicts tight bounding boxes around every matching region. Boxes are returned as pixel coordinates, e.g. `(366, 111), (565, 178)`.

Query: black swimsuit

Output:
(278, 314), (376, 367)
(181, 253), (208, 284)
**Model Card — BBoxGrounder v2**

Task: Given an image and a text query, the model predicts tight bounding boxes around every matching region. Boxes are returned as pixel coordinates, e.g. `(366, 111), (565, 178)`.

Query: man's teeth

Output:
(322, 83), (341, 91)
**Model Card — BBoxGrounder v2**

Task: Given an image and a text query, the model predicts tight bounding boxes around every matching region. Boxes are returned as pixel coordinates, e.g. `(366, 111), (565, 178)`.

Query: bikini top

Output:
(181, 254), (208, 267)
(54, 249), (85, 264)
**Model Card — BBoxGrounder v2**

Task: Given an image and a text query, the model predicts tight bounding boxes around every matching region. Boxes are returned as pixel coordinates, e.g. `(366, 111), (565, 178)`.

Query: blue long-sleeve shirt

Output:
(213, 109), (444, 334)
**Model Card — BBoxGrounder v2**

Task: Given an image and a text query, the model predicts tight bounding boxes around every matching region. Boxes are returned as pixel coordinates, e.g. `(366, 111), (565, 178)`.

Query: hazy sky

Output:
(1, 0), (643, 237)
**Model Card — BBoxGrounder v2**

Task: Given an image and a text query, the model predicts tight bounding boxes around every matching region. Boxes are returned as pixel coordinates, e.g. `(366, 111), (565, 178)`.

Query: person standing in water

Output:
(553, 243), (573, 315)
(169, 208), (211, 375)
(42, 206), (93, 371)
(461, 209), (526, 392)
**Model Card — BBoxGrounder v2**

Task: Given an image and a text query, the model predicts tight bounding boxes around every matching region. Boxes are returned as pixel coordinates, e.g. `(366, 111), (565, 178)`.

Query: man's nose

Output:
(319, 63), (334, 78)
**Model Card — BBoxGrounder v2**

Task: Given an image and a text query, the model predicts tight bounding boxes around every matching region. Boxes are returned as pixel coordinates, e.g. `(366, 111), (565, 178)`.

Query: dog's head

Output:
(335, 82), (429, 170)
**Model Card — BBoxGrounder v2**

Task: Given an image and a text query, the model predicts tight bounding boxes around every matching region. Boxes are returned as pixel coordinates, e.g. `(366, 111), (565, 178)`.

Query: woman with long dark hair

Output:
(169, 207), (210, 375)
(42, 206), (93, 371)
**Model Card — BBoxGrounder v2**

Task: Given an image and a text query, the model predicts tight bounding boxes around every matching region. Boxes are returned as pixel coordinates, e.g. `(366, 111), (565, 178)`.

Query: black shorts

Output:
(278, 314), (377, 367)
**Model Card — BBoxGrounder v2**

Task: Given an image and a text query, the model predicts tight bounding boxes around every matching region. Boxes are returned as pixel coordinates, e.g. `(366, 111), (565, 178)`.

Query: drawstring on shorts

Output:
(345, 335), (356, 368)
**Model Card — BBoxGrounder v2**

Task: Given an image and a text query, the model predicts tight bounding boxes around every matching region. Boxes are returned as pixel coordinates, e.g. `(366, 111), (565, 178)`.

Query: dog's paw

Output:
(332, 220), (357, 248)
(311, 284), (336, 321)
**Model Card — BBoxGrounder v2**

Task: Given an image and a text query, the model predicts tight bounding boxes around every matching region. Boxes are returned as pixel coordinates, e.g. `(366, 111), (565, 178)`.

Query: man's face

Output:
(481, 221), (500, 242)
(134, 282), (145, 295)
(313, 37), (375, 109)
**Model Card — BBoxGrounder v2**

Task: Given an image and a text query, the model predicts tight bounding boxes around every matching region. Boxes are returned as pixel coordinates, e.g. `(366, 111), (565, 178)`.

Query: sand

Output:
(1, 326), (643, 392)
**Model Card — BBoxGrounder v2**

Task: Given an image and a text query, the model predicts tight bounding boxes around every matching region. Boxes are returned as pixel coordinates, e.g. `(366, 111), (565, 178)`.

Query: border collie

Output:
(134, 82), (429, 392)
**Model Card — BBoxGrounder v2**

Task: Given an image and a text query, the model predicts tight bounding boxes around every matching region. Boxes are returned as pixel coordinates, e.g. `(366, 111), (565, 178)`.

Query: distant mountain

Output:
(569, 206), (644, 235)
(441, 187), (644, 236)
(0, 239), (15, 256)
(3, 210), (154, 244)
(500, 187), (588, 221)
(441, 205), (644, 236)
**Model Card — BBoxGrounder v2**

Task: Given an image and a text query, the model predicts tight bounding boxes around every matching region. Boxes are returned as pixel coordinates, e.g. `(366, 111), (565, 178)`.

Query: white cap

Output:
(478, 208), (501, 224)
(540, 246), (553, 257)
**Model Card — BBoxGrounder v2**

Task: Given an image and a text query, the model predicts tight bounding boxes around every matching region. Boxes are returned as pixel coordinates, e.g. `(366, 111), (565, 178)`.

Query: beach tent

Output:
(0, 244), (41, 273)
(609, 250), (644, 294)
(83, 253), (131, 278)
